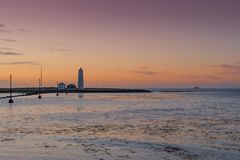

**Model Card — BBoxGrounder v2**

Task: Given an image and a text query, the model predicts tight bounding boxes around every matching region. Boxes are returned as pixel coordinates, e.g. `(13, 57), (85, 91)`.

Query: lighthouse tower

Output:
(78, 68), (84, 90)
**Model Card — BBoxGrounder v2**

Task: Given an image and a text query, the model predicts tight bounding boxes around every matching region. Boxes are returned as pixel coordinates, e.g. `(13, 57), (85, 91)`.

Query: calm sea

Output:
(0, 90), (239, 160)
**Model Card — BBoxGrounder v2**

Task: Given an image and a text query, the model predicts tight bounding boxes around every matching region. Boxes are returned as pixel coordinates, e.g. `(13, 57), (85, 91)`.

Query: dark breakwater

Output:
(0, 87), (151, 99)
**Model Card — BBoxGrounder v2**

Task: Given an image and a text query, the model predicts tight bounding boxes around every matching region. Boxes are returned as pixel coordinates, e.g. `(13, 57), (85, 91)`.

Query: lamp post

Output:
(38, 78), (42, 99)
(65, 82), (68, 95)
(38, 67), (42, 99)
(9, 74), (14, 103)
(56, 81), (59, 96)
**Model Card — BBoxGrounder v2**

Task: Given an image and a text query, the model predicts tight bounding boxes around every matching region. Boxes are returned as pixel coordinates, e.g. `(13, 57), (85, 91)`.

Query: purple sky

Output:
(0, 0), (240, 88)
(1, 0), (240, 28)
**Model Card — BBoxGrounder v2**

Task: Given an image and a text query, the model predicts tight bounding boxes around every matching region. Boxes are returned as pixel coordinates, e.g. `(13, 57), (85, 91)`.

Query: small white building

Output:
(67, 84), (76, 90)
(57, 82), (66, 90)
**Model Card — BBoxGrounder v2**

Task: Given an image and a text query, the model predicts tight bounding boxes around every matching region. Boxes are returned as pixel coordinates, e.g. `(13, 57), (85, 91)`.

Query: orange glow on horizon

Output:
(0, 1), (239, 88)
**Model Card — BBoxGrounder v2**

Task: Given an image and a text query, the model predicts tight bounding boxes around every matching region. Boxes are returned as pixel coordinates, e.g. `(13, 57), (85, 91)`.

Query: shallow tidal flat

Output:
(0, 92), (239, 160)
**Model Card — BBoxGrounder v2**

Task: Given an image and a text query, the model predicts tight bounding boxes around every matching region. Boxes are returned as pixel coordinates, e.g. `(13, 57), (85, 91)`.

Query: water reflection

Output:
(0, 92), (239, 160)
(78, 93), (83, 98)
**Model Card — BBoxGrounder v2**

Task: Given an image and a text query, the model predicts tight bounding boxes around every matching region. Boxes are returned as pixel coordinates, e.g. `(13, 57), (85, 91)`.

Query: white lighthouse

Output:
(78, 68), (84, 90)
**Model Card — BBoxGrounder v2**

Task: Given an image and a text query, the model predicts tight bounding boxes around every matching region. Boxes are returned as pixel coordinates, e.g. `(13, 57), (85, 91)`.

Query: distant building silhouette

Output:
(57, 82), (66, 90)
(67, 84), (76, 90)
(78, 68), (84, 90)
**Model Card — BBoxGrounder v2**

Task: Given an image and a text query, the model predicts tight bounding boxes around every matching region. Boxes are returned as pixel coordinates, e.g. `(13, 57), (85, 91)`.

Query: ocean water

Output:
(0, 91), (239, 160)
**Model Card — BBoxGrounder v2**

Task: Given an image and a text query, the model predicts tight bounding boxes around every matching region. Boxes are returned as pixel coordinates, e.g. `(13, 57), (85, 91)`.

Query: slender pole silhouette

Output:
(9, 74), (14, 103)
(65, 82), (68, 95)
(38, 67), (42, 99)
(56, 81), (59, 96)
(38, 78), (42, 99)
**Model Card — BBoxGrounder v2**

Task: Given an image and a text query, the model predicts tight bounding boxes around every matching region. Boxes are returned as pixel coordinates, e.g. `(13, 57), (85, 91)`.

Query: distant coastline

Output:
(0, 87), (151, 94)
(0, 87), (151, 99)
(1, 87), (240, 94)
(149, 88), (240, 92)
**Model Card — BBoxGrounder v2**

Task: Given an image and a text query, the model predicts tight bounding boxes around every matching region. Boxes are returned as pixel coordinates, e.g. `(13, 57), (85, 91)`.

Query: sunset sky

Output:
(0, 0), (240, 88)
